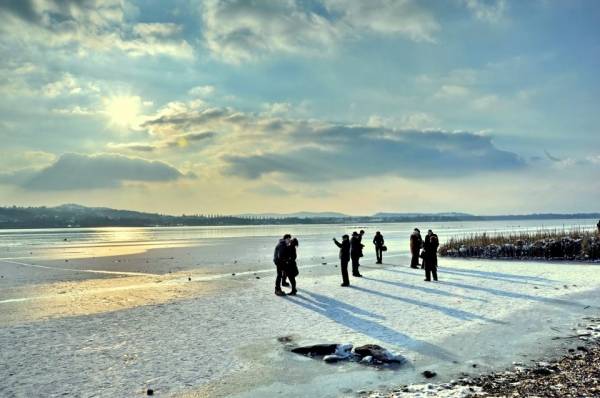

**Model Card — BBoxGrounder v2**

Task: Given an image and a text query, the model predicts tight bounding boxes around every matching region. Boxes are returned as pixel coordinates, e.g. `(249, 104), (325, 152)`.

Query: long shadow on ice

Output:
(384, 269), (594, 309)
(440, 267), (555, 286)
(288, 291), (457, 361)
(361, 276), (488, 303)
(350, 285), (504, 325)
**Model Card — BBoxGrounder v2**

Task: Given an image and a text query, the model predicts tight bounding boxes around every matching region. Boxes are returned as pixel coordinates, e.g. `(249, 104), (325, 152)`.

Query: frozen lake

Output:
(0, 219), (599, 397)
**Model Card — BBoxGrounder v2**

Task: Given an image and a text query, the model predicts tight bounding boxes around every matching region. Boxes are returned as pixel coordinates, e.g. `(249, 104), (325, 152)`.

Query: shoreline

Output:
(364, 316), (600, 398)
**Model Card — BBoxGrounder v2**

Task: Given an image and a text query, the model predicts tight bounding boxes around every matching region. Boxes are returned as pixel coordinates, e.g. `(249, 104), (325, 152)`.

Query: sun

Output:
(104, 95), (143, 128)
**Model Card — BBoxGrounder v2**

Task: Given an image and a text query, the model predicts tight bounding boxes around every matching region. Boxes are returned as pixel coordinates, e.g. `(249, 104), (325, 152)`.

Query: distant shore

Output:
(440, 229), (600, 261)
(1, 204), (599, 229)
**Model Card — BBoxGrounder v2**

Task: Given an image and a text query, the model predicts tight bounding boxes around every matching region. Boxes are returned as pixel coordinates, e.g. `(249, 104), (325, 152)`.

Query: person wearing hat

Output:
(423, 229), (439, 281)
(409, 228), (423, 268)
(333, 234), (351, 286)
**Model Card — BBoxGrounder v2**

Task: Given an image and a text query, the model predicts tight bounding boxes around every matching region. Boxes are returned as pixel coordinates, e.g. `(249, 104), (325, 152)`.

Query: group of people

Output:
(409, 228), (440, 281)
(331, 230), (387, 287)
(273, 234), (299, 296)
(273, 228), (440, 295)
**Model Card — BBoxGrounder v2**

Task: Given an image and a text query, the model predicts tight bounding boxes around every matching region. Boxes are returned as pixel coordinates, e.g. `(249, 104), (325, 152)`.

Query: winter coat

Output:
(334, 239), (351, 262)
(284, 245), (299, 277)
(410, 232), (423, 254)
(273, 239), (288, 266)
(350, 236), (363, 258)
(422, 234), (439, 269)
(373, 234), (384, 247)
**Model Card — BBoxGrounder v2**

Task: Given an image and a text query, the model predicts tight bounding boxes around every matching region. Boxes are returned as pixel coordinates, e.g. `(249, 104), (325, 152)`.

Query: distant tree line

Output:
(0, 204), (598, 229)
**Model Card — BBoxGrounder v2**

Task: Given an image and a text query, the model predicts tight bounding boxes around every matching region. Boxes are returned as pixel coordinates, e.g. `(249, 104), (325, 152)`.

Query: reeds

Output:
(439, 227), (600, 260)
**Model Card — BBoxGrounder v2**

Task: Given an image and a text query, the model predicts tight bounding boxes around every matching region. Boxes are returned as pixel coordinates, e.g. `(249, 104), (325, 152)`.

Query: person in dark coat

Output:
(597, 219), (600, 234)
(284, 238), (299, 295)
(273, 234), (291, 296)
(333, 234), (351, 286)
(422, 229), (439, 282)
(373, 231), (385, 264)
(409, 228), (422, 268)
(350, 231), (364, 277)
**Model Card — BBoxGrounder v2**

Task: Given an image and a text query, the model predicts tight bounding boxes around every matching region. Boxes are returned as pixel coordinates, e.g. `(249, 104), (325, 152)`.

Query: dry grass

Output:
(439, 227), (600, 259)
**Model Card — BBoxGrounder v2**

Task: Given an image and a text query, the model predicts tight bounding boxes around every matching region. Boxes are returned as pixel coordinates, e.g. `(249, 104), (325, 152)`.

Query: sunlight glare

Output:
(104, 95), (143, 128)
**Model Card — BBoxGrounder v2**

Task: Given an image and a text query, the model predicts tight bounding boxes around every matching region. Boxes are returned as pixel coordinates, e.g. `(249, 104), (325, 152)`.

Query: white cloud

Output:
(471, 94), (501, 111)
(201, 0), (439, 63)
(52, 106), (96, 116)
(42, 74), (82, 97)
(262, 102), (292, 115)
(461, 0), (507, 23)
(434, 84), (471, 99)
(0, 0), (193, 59)
(188, 85), (215, 97)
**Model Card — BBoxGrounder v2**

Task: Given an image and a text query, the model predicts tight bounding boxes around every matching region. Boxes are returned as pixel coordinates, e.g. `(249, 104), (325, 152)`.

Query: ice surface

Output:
(0, 221), (599, 397)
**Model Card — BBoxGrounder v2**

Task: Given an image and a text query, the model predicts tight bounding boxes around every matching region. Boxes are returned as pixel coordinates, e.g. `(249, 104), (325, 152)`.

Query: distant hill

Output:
(238, 211), (349, 219)
(374, 212), (474, 219)
(0, 204), (598, 229)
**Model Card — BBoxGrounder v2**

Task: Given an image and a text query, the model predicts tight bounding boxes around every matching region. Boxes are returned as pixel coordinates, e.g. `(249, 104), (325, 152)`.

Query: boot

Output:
(288, 289), (297, 296)
(275, 289), (286, 296)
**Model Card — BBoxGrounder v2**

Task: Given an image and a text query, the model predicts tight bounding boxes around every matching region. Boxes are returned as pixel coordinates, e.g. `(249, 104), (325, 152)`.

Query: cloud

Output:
(543, 150), (600, 169)
(367, 112), (439, 130)
(106, 143), (157, 152)
(0, 0), (193, 59)
(224, 127), (525, 181)
(188, 85), (215, 97)
(433, 84), (471, 99)
(201, 0), (439, 63)
(107, 132), (217, 153)
(139, 100), (525, 181)
(10, 153), (187, 190)
(460, 0), (507, 23)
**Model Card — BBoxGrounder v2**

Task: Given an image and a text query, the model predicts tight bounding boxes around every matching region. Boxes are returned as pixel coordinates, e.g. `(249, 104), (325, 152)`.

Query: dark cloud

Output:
(107, 143), (157, 152)
(16, 153), (186, 190)
(1, 0), (89, 24)
(544, 150), (562, 162)
(165, 131), (216, 147)
(224, 127), (525, 181)
(142, 108), (245, 132)
(0, 0), (39, 22)
(108, 132), (216, 153)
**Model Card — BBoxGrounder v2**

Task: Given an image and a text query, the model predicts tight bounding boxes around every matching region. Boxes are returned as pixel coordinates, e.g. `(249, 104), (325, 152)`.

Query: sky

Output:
(0, 0), (598, 216)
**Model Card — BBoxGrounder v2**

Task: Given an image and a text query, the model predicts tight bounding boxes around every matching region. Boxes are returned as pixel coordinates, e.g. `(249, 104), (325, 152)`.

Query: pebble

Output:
(422, 370), (437, 378)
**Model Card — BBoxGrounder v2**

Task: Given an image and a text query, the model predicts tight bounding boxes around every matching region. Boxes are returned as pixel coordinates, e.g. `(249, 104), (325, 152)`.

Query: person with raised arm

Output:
(333, 234), (351, 286)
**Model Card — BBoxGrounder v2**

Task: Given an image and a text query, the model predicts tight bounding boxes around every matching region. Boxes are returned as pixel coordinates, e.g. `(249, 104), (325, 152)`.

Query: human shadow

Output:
(440, 266), (555, 286)
(287, 290), (457, 362)
(384, 268), (594, 309)
(349, 285), (504, 325)
(361, 276), (488, 303)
